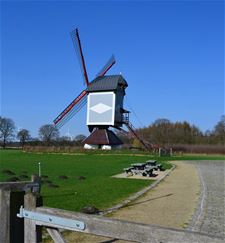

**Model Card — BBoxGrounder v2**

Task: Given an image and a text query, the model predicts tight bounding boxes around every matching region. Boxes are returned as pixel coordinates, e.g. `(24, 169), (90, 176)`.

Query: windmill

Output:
(53, 28), (150, 150)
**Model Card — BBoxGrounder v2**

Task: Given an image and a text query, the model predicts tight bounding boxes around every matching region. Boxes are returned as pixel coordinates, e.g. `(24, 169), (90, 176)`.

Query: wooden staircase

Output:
(122, 113), (151, 150)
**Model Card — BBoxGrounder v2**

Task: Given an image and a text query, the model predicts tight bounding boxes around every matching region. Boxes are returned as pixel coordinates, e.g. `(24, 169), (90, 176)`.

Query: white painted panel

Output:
(87, 92), (115, 125)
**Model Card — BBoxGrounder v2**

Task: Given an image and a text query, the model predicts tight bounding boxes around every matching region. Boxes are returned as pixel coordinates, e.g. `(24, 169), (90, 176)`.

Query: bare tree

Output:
(17, 129), (31, 148)
(74, 134), (86, 141)
(39, 124), (59, 145)
(0, 117), (16, 148)
(74, 134), (86, 146)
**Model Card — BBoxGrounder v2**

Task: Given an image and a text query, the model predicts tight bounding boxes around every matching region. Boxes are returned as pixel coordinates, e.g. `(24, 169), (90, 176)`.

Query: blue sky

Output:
(1, 0), (224, 138)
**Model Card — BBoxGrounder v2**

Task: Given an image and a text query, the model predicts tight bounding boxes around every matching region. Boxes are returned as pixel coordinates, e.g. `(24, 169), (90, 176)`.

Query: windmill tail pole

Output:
(125, 122), (150, 151)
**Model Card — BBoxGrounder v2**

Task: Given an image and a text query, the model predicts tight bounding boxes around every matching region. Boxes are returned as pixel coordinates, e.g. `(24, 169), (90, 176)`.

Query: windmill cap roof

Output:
(86, 75), (128, 92)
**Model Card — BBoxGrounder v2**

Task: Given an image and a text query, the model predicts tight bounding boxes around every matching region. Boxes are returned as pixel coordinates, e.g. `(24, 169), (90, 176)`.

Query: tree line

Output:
(0, 117), (86, 148)
(117, 116), (225, 147)
(0, 115), (224, 149)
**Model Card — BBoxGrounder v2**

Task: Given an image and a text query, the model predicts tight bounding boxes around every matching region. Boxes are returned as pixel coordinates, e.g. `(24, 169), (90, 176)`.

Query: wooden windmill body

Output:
(83, 75), (128, 149)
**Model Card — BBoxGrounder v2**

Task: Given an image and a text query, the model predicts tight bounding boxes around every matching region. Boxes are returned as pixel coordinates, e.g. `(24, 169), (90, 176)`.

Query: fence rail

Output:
(34, 206), (223, 243)
(0, 177), (224, 243)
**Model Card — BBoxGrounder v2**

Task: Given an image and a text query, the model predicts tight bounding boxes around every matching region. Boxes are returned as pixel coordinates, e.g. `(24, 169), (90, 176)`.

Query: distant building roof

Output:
(86, 75), (128, 92)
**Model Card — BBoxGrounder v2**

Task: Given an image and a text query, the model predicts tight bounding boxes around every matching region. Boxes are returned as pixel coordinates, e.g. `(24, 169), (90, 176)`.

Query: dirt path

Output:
(59, 161), (200, 242)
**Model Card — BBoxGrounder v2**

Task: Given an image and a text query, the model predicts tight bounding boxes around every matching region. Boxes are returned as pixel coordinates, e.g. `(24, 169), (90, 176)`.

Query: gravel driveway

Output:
(187, 160), (225, 239)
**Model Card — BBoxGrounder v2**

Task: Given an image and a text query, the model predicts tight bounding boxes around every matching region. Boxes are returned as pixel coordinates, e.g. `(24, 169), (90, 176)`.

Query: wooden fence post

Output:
(24, 192), (37, 243)
(170, 147), (173, 156)
(0, 175), (42, 243)
(24, 175), (42, 243)
(159, 147), (162, 157)
(0, 189), (10, 243)
(0, 189), (25, 243)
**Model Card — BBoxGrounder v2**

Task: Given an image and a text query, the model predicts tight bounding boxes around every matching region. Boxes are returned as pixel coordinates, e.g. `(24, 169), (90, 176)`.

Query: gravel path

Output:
(187, 160), (225, 239)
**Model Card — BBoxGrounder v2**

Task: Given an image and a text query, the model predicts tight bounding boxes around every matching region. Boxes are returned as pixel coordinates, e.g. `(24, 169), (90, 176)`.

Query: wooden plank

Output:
(24, 193), (43, 243)
(46, 228), (66, 243)
(36, 207), (223, 243)
(0, 190), (10, 243)
(0, 181), (39, 192)
(0, 175), (40, 192)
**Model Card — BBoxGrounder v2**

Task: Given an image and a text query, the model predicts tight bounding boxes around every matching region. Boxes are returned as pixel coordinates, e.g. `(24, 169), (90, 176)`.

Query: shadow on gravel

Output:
(124, 193), (173, 208)
(100, 239), (119, 243)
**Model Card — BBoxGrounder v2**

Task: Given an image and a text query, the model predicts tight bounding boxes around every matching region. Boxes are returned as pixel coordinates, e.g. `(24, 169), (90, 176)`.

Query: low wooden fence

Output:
(0, 177), (223, 243)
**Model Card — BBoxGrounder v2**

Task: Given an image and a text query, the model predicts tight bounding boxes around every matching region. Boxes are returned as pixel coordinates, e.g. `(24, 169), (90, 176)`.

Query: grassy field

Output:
(0, 150), (223, 212)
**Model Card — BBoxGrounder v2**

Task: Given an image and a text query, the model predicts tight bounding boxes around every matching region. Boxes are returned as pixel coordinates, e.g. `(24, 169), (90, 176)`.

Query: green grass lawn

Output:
(0, 150), (165, 211)
(0, 150), (223, 212)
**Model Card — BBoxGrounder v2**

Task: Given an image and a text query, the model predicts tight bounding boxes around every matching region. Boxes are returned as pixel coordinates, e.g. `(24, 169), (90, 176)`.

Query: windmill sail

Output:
(96, 55), (116, 77)
(53, 90), (87, 128)
(70, 29), (89, 86)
